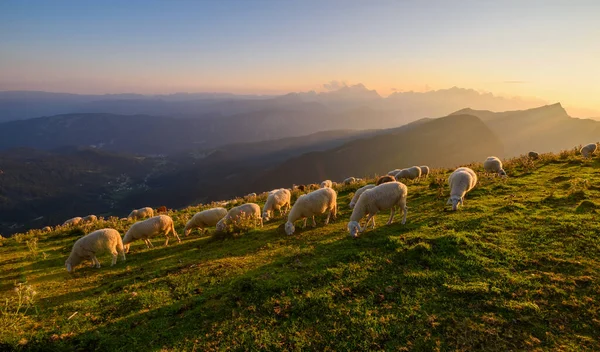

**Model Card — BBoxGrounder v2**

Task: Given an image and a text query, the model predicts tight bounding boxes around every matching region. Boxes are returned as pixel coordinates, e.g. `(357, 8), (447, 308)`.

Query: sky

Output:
(1, 0), (599, 115)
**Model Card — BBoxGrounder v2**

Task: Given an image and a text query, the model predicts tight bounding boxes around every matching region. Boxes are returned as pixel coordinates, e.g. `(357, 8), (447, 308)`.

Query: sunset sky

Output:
(1, 0), (599, 115)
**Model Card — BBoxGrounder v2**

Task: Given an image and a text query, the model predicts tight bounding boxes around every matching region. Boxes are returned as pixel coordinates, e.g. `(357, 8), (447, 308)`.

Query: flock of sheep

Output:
(62, 143), (598, 273)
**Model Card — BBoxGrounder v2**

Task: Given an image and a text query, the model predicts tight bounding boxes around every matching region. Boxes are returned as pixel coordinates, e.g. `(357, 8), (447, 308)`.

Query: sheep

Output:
(245, 193), (257, 199)
(580, 143), (597, 158)
(343, 177), (357, 185)
(127, 207), (154, 221)
(63, 217), (82, 227)
(156, 206), (168, 214)
(42, 226), (52, 232)
(320, 180), (332, 188)
(395, 166), (422, 180)
(419, 166), (430, 178)
(285, 187), (337, 235)
(262, 189), (292, 221)
(376, 175), (396, 185)
(349, 184), (376, 209)
(387, 169), (402, 176)
(216, 203), (263, 232)
(347, 181), (408, 238)
(122, 215), (180, 252)
(184, 207), (228, 236)
(528, 151), (540, 160)
(447, 167), (478, 211)
(483, 156), (507, 176)
(293, 184), (306, 192)
(82, 215), (98, 223)
(65, 228), (125, 273)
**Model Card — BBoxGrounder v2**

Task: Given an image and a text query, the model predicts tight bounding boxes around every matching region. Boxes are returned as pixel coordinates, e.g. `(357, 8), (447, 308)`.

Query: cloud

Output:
(503, 80), (527, 84)
(390, 88), (397, 91)
(323, 80), (348, 91)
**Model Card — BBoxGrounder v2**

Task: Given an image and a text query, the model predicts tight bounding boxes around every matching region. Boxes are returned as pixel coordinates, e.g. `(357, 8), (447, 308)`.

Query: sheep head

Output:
(284, 221), (295, 235)
(347, 221), (362, 238)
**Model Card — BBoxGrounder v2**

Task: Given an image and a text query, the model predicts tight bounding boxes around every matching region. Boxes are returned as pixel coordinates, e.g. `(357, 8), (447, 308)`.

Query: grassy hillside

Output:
(1, 150), (599, 351)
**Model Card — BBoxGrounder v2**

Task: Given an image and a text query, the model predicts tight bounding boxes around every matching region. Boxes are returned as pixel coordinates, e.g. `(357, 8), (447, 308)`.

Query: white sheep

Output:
(580, 143), (597, 158)
(447, 167), (478, 211)
(262, 189), (292, 221)
(122, 215), (180, 252)
(419, 166), (430, 178)
(216, 203), (263, 232)
(82, 215), (98, 223)
(387, 169), (402, 176)
(483, 156), (507, 176)
(395, 166), (422, 180)
(65, 228), (125, 273)
(184, 207), (228, 236)
(347, 181), (408, 238)
(343, 177), (357, 185)
(285, 187), (337, 235)
(127, 207), (154, 221)
(42, 226), (52, 232)
(320, 180), (332, 188)
(349, 184), (376, 209)
(63, 217), (82, 227)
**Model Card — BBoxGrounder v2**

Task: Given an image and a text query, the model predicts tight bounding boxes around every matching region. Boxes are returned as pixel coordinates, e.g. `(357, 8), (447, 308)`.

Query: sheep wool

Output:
(65, 228), (125, 273)
(447, 167), (478, 211)
(82, 215), (98, 223)
(395, 166), (422, 180)
(387, 169), (402, 176)
(580, 143), (597, 158)
(347, 181), (408, 238)
(349, 184), (376, 209)
(483, 156), (507, 176)
(343, 177), (357, 185)
(184, 207), (228, 236)
(285, 187), (337, 235)
(63, 217), (83, 227)
(262, 189), (292, 221)
(419, 166), (430, 178)
(216, 203), (263, 232)
(528, 151), (540, 159)
(376, 175), (396, 185)
(127, 207), (154, 221)
(320, 180), (333, 188)
(123, 215), (180, 252)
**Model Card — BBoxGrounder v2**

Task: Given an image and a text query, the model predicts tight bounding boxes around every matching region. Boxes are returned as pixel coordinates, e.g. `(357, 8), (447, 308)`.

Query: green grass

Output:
(1, 151), (599, 351)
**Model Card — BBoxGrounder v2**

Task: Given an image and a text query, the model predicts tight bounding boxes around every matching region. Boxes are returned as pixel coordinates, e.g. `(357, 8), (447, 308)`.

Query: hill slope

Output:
(1, 151), (598, 350)
(251, 114), (503, 190)
(452, 103), (600, 156)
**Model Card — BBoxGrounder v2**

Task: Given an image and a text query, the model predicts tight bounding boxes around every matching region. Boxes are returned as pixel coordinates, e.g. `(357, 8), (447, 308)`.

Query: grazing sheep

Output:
(156, 206), (168, 214)
(42, 226), (52, 232)
(320, 180), (333, 188)
(127, 207), (154, 221)
(285, 187), (337, 235)
(347, 181), (408, 238)
(387, 169), (402, 176)
(82, 215), (98, 223)
(294, 184), (306, 192)
(419, 166), (430, 178)
(343, 177), (357, 185)
(122, 215), (180, 252)
(447, 167), (478, 211)
(245, 193), (257, 199)
(483, 156), (507, 176)
(184, 207), (228, 236)
(65, 228), (125, 273)
(395, 166), (422, 180)
(528, 151), (540, 160)
(349, 184), (376, 209)
(580, 143), (597, 158)
(262, 189), (292, 221)
(63, 217), (82, 227)
(216, 203), (263, 232)
(376, 175), (396, 185)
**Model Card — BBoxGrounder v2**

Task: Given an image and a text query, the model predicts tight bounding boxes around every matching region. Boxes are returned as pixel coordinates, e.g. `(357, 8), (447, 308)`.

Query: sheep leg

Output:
(324, 212), (330, 225)
(363, 215), (376, 232)
(311, 216), (316, 227)
(386, 207), (396, 225)
(164, 236), (169, 246)
(302, 218), (307, 229)
(401, 205), (408, 225)
(91, 255), (100, 268)
(111, 251), (118, 266)
(143, 239), (151, 249)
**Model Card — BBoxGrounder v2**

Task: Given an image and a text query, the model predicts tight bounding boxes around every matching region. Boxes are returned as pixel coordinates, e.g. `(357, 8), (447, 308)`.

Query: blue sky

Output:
(1, 0), (599, 114)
